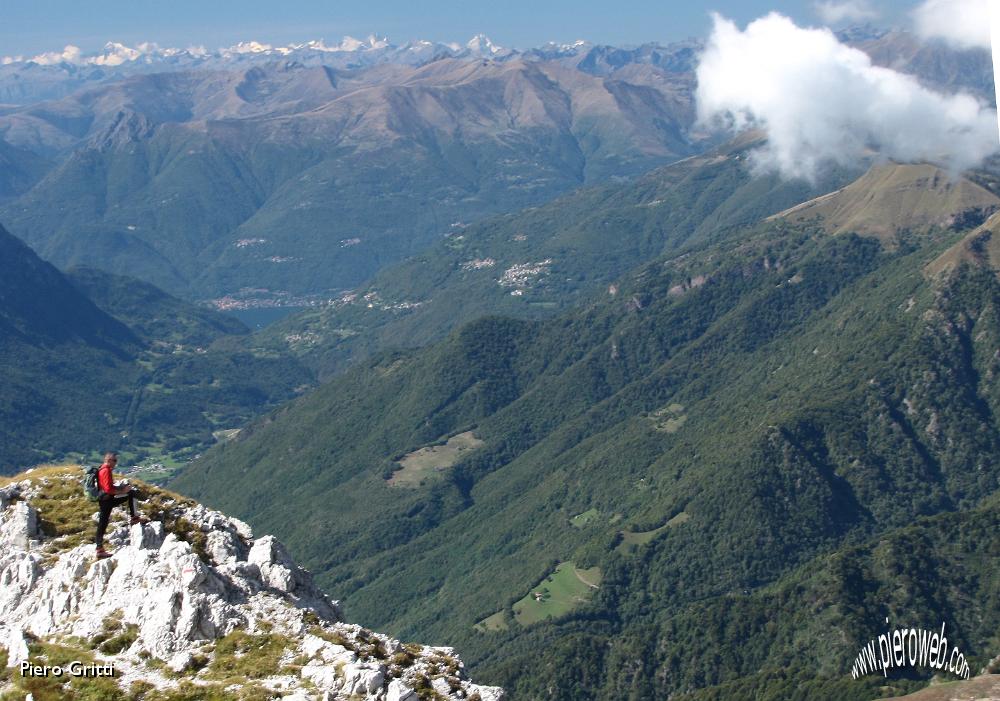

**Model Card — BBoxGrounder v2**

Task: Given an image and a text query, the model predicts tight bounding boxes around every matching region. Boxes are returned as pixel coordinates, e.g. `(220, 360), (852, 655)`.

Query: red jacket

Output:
(97, 463), (115, 495)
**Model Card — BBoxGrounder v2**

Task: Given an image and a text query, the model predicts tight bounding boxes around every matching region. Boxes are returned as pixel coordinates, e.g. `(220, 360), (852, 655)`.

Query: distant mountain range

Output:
(0, 28), (990, 308)
(0, 41), (705, 302)
(0, 34), (699, 105)
(1, 28), (991, 106)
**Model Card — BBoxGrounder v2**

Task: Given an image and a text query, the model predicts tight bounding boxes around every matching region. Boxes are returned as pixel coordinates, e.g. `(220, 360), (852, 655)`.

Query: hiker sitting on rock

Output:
(95, 452), (144, 559)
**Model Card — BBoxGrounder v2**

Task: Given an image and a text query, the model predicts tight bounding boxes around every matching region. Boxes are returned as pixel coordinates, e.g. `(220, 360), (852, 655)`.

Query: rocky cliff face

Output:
(0, 467), (504, 701)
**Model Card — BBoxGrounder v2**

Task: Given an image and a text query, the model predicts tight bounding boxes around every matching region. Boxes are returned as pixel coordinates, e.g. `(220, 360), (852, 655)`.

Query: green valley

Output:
(0, 228), (313, 474)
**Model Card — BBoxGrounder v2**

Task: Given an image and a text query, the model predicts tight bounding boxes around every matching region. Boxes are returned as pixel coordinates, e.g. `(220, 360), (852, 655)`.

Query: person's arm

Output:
(111, 477), (132, 495)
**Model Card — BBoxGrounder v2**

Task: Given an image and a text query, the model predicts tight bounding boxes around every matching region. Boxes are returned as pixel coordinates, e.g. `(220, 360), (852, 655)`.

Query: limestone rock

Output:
(0, 471), (502, 701)
(6, 627), (29, 667)
(432, 676), (454, 696)
(342, 661), (386, 695)
(249, 534), (299, 592)
(0, 484), (20, 510)
(205, 529), (240, 565)
(467, 685), (507, 701)
(301, 660), (341, 690)
(167, 651), (193, 673)
(0, 501), (39, 549)
(387, 679), (419, 701)
(229, 516), (253, 540)
(131, 521), (165, 550)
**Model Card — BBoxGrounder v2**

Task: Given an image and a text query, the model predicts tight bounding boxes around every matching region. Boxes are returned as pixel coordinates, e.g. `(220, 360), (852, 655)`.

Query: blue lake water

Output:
(229, 306), (308, 330)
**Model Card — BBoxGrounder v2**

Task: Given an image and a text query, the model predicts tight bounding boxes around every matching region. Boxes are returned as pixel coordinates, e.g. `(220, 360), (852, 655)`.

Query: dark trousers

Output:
(95, 493), (136, 547)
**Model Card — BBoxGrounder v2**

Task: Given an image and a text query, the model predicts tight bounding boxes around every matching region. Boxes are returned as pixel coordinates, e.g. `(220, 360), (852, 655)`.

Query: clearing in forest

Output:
(511, 562), (603, 625)
(616, 511), (690, 554)
(387, 431), (484, 487)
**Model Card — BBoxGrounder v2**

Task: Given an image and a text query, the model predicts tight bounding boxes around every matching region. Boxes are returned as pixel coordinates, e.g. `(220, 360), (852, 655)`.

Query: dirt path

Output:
(574, 568), (600, 589)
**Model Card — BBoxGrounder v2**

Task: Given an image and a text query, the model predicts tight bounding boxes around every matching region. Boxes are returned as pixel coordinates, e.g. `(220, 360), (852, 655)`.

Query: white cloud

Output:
(26, 45), (83, 66)
(913, 0), (989, 49)
(815, 0), (878, 24)
(695, 12), (997, 180)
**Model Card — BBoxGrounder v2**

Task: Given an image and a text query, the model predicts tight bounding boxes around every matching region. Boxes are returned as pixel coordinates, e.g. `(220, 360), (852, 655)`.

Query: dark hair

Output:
(104, 451), (118, 461)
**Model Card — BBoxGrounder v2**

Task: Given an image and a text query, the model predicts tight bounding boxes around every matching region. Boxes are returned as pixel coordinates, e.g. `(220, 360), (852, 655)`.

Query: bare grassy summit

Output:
(875, 674), (1000, 700)
(773, 162), (1000, 243)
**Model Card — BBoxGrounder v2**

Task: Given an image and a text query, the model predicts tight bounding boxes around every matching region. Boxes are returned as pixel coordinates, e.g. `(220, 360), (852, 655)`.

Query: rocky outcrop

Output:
(0, 472), (504, 701)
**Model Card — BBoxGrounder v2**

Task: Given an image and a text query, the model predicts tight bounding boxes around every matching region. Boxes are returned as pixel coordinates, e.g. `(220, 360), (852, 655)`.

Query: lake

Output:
(229, 306), (308, 330)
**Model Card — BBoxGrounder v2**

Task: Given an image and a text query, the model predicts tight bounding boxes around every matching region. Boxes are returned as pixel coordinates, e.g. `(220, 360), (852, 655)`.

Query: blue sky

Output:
(3, 0), (918, 57)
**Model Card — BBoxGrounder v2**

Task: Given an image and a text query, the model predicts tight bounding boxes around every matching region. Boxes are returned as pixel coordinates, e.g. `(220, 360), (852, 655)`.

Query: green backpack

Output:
(82, 465), (101, 501)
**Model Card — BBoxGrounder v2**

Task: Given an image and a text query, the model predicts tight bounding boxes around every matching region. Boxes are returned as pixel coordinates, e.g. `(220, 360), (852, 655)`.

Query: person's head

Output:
(104, 452), (118, 466)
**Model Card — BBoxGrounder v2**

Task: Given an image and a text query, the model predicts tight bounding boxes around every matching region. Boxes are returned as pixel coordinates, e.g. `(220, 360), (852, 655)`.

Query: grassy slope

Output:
(389, 431), (485, 487)
(775, 162), (1000, 242)
(510, 563), (603, 625)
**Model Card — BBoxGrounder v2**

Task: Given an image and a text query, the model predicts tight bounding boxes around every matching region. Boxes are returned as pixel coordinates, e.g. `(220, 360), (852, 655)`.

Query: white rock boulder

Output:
(0, 471), (503, 701)
(387, 679), (419, 701)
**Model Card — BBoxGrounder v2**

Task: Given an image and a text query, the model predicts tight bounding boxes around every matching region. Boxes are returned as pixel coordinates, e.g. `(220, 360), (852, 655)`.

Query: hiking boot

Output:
(129, 516), (148, 526)
(95, 548), (113, 560)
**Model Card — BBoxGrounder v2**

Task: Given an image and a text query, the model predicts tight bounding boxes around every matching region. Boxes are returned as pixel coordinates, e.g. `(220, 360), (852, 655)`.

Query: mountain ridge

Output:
(1, 28), (989, 107)
(0, 27), (990, 306)
(772, 162), (1000, 242)
(0, 465), (505, 701)
(0, 53), (701, 299)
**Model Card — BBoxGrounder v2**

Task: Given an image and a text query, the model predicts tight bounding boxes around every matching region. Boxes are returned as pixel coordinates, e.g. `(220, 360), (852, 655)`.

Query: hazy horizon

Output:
(3, 0), (917, 59)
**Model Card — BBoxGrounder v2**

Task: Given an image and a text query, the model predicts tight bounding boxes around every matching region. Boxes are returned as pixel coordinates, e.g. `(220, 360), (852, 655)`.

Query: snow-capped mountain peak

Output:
(93, 41), (146, 66)
(465, 33), (506, 55)
(223, 40), (277, 56)
(3, 33), (506, 68)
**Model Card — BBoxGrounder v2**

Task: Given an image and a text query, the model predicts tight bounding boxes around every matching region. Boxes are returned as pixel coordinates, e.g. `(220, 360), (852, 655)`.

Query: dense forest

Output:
(175, 210), (1000, 698)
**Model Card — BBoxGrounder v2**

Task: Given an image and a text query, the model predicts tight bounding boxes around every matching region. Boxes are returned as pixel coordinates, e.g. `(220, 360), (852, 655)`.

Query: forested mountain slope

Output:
(0, 29), (989, 306)
(0, 225), (312, 473)
(254, 157), (1000, 382)
(253, 136), (868, 378)
(0, 224), (139, 468)
(173, 199), (1000, 698)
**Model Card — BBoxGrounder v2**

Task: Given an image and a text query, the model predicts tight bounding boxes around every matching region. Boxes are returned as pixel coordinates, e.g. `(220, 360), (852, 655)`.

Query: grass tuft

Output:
(3, 639), (123, 701)
(205, 629), (294, 682)
(89, 616), (139, 655)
